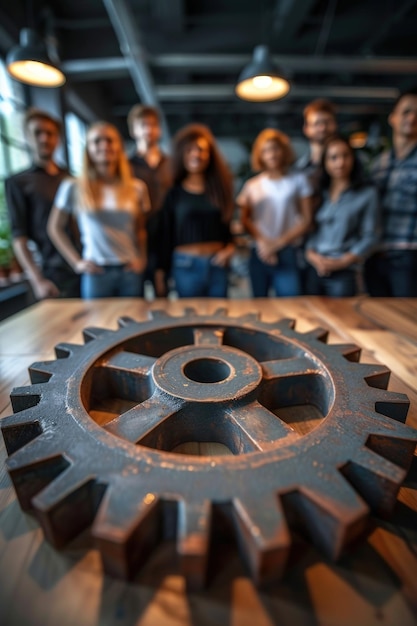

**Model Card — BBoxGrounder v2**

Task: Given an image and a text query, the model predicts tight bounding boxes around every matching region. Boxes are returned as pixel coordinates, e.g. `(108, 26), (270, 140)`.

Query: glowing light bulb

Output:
(253, 75), (273, 89)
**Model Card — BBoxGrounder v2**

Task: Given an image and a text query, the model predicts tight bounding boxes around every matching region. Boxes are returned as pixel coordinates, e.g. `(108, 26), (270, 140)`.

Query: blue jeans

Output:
(81, 265), (144, 299)
(305, 264), (357, 297)
(172, 251), (229, 297)
(44, 266), (80, 298)
(248, 246), (302, 297)
(364, 250), (417, 297)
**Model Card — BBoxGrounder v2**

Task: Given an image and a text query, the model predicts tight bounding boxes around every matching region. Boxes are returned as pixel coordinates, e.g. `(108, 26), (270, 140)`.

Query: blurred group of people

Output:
(5, 87), (417, 302)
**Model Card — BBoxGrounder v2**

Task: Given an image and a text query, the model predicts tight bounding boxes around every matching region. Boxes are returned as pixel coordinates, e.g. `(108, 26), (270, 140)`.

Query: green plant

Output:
(0, 182), (13, 268)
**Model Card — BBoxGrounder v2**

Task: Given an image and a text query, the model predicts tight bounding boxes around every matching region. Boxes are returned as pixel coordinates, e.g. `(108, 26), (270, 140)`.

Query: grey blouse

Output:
(306, 184), (380, 259)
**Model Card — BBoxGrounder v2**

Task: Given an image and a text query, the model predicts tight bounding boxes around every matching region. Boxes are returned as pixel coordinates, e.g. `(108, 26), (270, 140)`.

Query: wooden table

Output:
(0, 297), (416, 626)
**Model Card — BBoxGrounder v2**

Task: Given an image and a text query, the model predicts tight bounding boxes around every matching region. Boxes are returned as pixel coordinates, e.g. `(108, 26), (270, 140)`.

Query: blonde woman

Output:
(237, 128), (313, 297)
(48, 121), (150, 298)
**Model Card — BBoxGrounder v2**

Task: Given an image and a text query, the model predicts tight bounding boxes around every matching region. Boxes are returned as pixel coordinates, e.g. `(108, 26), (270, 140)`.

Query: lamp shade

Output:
(235, 45), (290, 102)
(6, 28), (66, 88)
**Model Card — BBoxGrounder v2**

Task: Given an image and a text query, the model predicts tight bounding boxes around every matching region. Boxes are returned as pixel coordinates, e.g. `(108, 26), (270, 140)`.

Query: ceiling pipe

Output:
(102, 0), (170, 146)
(153, 84), (399, 101)
(62, 54), (417, 80)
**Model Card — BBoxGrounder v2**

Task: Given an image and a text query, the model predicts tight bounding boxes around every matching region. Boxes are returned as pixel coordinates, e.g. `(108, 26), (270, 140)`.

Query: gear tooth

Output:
(83, 327), (112, 343)
(1, 410), (43, 455)
(10, 384), (44, 412)
(6, 438), (70, 511)
(6, 435), (64, 471)
(237, 312), (260, 322)
(28, 361), (56, 383)
(149, 309), (170, 319)
(303, 327), (329, 343)
(212, 307), (228, 317)
(54, 342), (82, 358)
(274, 317), (296, 330)
(32, 470), (105, 548)
(357, 363), (391, 389)
(361, 409), (417, 443)
(341, 448), (408, 516)
(93, 483), (162, 580)
(283, 475), (369, 561)
(177, 500), (211, 591)
(117, 316), (137, 327)
(365, 429), (417, 472)
(373, 389), (410, 423)
(233, 496), (290, 585)
(332, 343), (361, 362)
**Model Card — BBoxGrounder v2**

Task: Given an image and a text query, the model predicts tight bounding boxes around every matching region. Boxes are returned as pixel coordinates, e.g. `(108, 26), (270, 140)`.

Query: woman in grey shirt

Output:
(305, 135), (380, 296)
(48, 122), (150, 298)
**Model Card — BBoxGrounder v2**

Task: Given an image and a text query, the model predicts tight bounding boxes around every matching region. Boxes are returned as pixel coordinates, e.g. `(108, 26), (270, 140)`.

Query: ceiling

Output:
(2, 0), (417, 149)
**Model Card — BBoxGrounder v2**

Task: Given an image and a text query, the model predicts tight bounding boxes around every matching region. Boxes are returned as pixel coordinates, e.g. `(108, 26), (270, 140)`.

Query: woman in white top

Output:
(237, 128), (313, 297)
(48, 121), (150, 298)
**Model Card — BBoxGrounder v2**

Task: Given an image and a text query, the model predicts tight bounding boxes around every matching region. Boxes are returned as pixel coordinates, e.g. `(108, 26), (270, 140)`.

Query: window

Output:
(0, 60), (30, 180)
(65, 111), (86, 175)
(0, 60), (30, 279)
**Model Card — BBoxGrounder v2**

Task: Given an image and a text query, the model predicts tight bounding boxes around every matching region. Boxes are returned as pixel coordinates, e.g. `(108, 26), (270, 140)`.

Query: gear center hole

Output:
(183, 358), (231, 384)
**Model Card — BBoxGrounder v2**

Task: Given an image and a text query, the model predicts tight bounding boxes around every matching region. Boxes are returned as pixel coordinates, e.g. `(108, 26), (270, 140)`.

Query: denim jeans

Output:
(81, 265), (144, 299)
(44, 266), (81, 298)
(364, 250), (417, 297)
(248, 246), (302, 297)
(172, 251), (229, 297)
(305, 264), (358, 297)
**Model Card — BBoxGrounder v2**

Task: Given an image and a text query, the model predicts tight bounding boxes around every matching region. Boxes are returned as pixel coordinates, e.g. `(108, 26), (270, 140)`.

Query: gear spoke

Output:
(226, 401), (298, 452)
(261, 355), (320, 380)
(104, 394), (184, 444)
(259, 356), (331, 416)
(192, 327), (224, 346)
(103, 351), (156, 377)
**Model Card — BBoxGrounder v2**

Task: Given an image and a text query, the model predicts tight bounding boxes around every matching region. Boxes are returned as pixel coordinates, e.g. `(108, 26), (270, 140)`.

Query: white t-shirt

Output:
(236, 171), (312, 241)
(53, 177), (150, 265)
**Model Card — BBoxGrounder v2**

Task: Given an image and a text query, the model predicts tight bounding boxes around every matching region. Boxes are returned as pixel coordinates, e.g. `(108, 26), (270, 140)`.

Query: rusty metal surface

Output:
(2, 309), (417, 589)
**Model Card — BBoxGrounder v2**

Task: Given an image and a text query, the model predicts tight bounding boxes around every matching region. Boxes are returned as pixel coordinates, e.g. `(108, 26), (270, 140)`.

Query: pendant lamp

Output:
(235, 45), (289, 102)
(6, 28), (66, 88)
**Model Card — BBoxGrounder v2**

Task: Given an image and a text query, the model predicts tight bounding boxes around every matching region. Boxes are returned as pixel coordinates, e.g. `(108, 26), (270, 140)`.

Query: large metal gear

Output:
(2, 309), (417, 589)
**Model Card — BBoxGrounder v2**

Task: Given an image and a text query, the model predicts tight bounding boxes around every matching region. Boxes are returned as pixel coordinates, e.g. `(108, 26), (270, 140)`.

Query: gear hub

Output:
(2, 309), (416, 589)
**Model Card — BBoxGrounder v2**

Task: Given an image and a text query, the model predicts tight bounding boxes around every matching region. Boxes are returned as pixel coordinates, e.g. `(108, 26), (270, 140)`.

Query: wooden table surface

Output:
(0, 297), (416, 626)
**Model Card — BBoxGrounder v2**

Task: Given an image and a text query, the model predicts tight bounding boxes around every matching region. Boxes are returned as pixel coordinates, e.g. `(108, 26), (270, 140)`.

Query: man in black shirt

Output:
(296, 99), (338, 202)
(5, 108), (79, 299)
(128, 105), (172, 296)
(295, 99), (338, 292)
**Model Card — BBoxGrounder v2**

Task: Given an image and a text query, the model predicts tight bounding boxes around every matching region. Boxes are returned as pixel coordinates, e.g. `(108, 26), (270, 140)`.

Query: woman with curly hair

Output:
(155, 123), (235, 297)
(237, 128), (313, 297)
(48, 121), (150, 299)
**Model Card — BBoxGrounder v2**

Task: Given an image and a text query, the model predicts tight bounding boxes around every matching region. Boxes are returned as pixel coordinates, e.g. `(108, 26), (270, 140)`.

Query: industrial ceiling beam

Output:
(102, 0), (170, 144)
(151, 0), (185, 33)
(62, 54), (417, 81)
(273, 0), (317, 40)
(153, 84), (399, 102)
(113, 101), (387, 118)
(361, 0), (417, 54)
